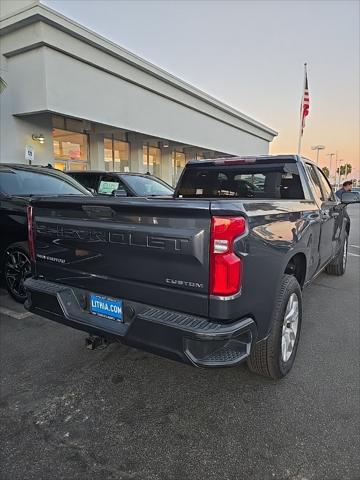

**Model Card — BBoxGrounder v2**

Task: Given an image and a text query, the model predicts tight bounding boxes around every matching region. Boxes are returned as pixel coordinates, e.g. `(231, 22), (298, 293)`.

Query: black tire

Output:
(247, 274), (302, 380)
(325, 234), (348, 276)
(3, 242), (31, 303)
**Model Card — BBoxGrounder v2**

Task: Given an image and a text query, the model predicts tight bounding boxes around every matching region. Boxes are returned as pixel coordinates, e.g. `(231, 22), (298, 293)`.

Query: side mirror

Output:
(112, 188), (128, 197)
(341, 191), (360, 204)
(86, 187), (96, 195)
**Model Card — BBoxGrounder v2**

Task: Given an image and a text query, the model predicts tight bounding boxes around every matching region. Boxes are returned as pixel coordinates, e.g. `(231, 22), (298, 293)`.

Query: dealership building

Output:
(0, 0), (277, 186)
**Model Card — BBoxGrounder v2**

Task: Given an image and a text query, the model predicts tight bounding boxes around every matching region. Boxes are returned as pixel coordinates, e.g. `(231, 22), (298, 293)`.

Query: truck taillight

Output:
(210, 216), (247, 296)
(27, 205), (36, 263)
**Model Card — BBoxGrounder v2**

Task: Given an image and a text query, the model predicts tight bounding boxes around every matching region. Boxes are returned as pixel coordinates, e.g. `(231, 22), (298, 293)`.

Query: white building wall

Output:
(0, 111), (53, 165)
(0, 1), (277, 171)
(4, 46), (269, 157)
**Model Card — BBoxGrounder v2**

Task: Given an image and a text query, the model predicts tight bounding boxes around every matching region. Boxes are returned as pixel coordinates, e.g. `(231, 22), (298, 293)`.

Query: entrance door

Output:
(104, 138), (130, 172)
(143, 145), (161, 177)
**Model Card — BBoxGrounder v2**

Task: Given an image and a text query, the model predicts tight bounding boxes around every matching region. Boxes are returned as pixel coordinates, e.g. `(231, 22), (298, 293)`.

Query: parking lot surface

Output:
(0, 205), (359, 480)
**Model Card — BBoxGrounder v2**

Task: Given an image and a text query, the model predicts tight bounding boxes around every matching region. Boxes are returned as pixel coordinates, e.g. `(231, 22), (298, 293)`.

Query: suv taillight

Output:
(27, 205), (36, 262)
(210, 216), (247, 296)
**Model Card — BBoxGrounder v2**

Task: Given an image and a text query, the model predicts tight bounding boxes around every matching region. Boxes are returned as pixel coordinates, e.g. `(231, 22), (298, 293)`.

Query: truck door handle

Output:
(332, 211), (340, 218)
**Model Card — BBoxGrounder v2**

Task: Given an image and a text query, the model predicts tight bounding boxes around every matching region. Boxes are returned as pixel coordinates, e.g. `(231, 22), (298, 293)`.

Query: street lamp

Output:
(326, 153), (336, 183)
(32, 134), (45, 144)
(337, 159), (344, 188)
(311, 145), (325, 165)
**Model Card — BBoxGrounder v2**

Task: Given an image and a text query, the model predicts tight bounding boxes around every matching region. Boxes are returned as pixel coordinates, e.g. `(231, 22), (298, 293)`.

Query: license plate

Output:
(89, 294), (123, 322)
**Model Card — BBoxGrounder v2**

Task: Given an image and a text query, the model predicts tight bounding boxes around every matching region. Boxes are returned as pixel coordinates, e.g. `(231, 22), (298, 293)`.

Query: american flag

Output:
(300, 66), (310, 135)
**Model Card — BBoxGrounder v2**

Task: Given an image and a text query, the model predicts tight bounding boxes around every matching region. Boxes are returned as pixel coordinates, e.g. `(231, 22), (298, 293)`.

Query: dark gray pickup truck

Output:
(24, 156), (360, 379)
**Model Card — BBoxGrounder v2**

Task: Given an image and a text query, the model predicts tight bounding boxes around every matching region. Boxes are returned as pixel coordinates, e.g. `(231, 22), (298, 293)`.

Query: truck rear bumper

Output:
(24, 278), (256, 368)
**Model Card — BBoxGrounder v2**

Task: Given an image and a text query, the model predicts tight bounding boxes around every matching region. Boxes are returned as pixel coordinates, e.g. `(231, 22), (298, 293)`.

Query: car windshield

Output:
(0, 169), (88, 196)
(124, 175), (173, 196)
(176, 161), (305, 199)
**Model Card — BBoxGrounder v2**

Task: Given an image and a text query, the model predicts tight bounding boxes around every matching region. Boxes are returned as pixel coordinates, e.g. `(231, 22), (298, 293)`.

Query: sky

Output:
(43, 0), (360, 178)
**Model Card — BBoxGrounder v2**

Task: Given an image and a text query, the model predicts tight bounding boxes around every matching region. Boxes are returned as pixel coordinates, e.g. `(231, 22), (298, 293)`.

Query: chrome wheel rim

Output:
(4, 250), (31, 299)
(342, 238), (347, 270)
(281, 293), (299, 362)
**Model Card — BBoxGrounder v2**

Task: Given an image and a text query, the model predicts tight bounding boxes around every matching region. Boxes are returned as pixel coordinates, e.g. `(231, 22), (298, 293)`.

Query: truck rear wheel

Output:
(247, 274), (302, 380)
(325, 233), (348, 276)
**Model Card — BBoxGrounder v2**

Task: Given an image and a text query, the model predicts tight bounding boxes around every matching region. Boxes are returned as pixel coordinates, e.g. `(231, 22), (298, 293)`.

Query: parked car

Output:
(24, 155), (360, 379)
(67, 171), (174, 197)
(0, 164), (90, 302)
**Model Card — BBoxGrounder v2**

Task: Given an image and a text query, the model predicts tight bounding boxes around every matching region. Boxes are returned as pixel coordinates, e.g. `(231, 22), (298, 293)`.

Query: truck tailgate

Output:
(32, 197), (211, 316)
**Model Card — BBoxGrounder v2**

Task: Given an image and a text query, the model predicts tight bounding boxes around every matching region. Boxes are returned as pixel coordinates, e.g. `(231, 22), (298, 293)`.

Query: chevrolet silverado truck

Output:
(24, 156), (360, 379)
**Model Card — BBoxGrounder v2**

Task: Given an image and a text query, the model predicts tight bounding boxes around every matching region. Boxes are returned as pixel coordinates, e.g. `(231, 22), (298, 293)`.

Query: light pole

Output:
(327, 153), (336, 184)
(311, 145), (325, 166)
(337, 159), (344, 188)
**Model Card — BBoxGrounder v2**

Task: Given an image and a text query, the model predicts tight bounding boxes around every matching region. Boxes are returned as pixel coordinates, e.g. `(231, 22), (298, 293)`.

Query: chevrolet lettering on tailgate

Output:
(36, 223), (191, 252)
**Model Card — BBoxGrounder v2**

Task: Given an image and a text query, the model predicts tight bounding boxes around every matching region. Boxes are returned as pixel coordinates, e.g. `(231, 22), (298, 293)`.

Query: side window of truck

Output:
(305, 164), (323, 200)
(98, 175), (126, 195)
(71, 173), (99, 192)
(316, 168), (335, 202)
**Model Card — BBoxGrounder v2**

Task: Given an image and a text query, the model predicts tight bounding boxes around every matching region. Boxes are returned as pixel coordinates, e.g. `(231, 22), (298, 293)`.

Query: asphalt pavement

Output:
(0, 205), (359, 480)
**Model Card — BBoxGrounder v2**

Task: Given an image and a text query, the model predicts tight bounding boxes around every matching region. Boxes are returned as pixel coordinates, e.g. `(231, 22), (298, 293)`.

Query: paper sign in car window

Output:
(98, 181), (119, 194)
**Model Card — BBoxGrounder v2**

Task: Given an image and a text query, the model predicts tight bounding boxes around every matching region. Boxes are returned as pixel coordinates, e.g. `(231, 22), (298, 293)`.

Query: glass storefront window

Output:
(172, 151), (186, 186)
(52, 128), (88, 171)
(68, 162), (88, 171)
(104, 138), (130, 172)
(143, 145), (161, 177)
(54, 161), (87, 172)
(104, 138), (113, 171)
(54, 161), (66, 171)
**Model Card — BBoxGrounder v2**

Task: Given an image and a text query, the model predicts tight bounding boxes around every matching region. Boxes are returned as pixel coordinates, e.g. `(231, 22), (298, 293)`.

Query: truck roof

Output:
(187, 155), (314, 167)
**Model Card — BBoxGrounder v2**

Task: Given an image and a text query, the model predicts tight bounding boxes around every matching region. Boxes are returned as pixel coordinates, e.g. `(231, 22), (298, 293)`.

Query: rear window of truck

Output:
(177, 162), (305, 200)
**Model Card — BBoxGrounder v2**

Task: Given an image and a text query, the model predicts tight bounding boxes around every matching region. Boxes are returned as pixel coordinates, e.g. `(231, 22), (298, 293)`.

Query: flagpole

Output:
(298, 62), (307, 156)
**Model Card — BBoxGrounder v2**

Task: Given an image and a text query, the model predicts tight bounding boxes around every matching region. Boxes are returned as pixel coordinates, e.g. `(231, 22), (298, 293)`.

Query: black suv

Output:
(67, 171), (174, 197)
(0, 164), (90, 302)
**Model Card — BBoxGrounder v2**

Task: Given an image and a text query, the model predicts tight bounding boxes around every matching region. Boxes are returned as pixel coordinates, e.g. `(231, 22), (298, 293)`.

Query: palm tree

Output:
(337, 163), (352, 178)
(344, 163), (352, 178)
(336, 165), (346, 176)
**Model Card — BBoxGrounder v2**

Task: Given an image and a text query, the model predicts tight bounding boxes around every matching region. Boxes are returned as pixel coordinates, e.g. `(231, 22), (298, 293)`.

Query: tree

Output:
(336, 163), (352, 177)
(322, 166), (330, 178)
(344, 163), (352, 178)
(336, 165), (346, 176)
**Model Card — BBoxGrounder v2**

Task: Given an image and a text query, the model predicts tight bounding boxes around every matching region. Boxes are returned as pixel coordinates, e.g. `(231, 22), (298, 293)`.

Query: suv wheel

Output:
(247, 274), (302, 380)
(3, 243), (31, 303)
